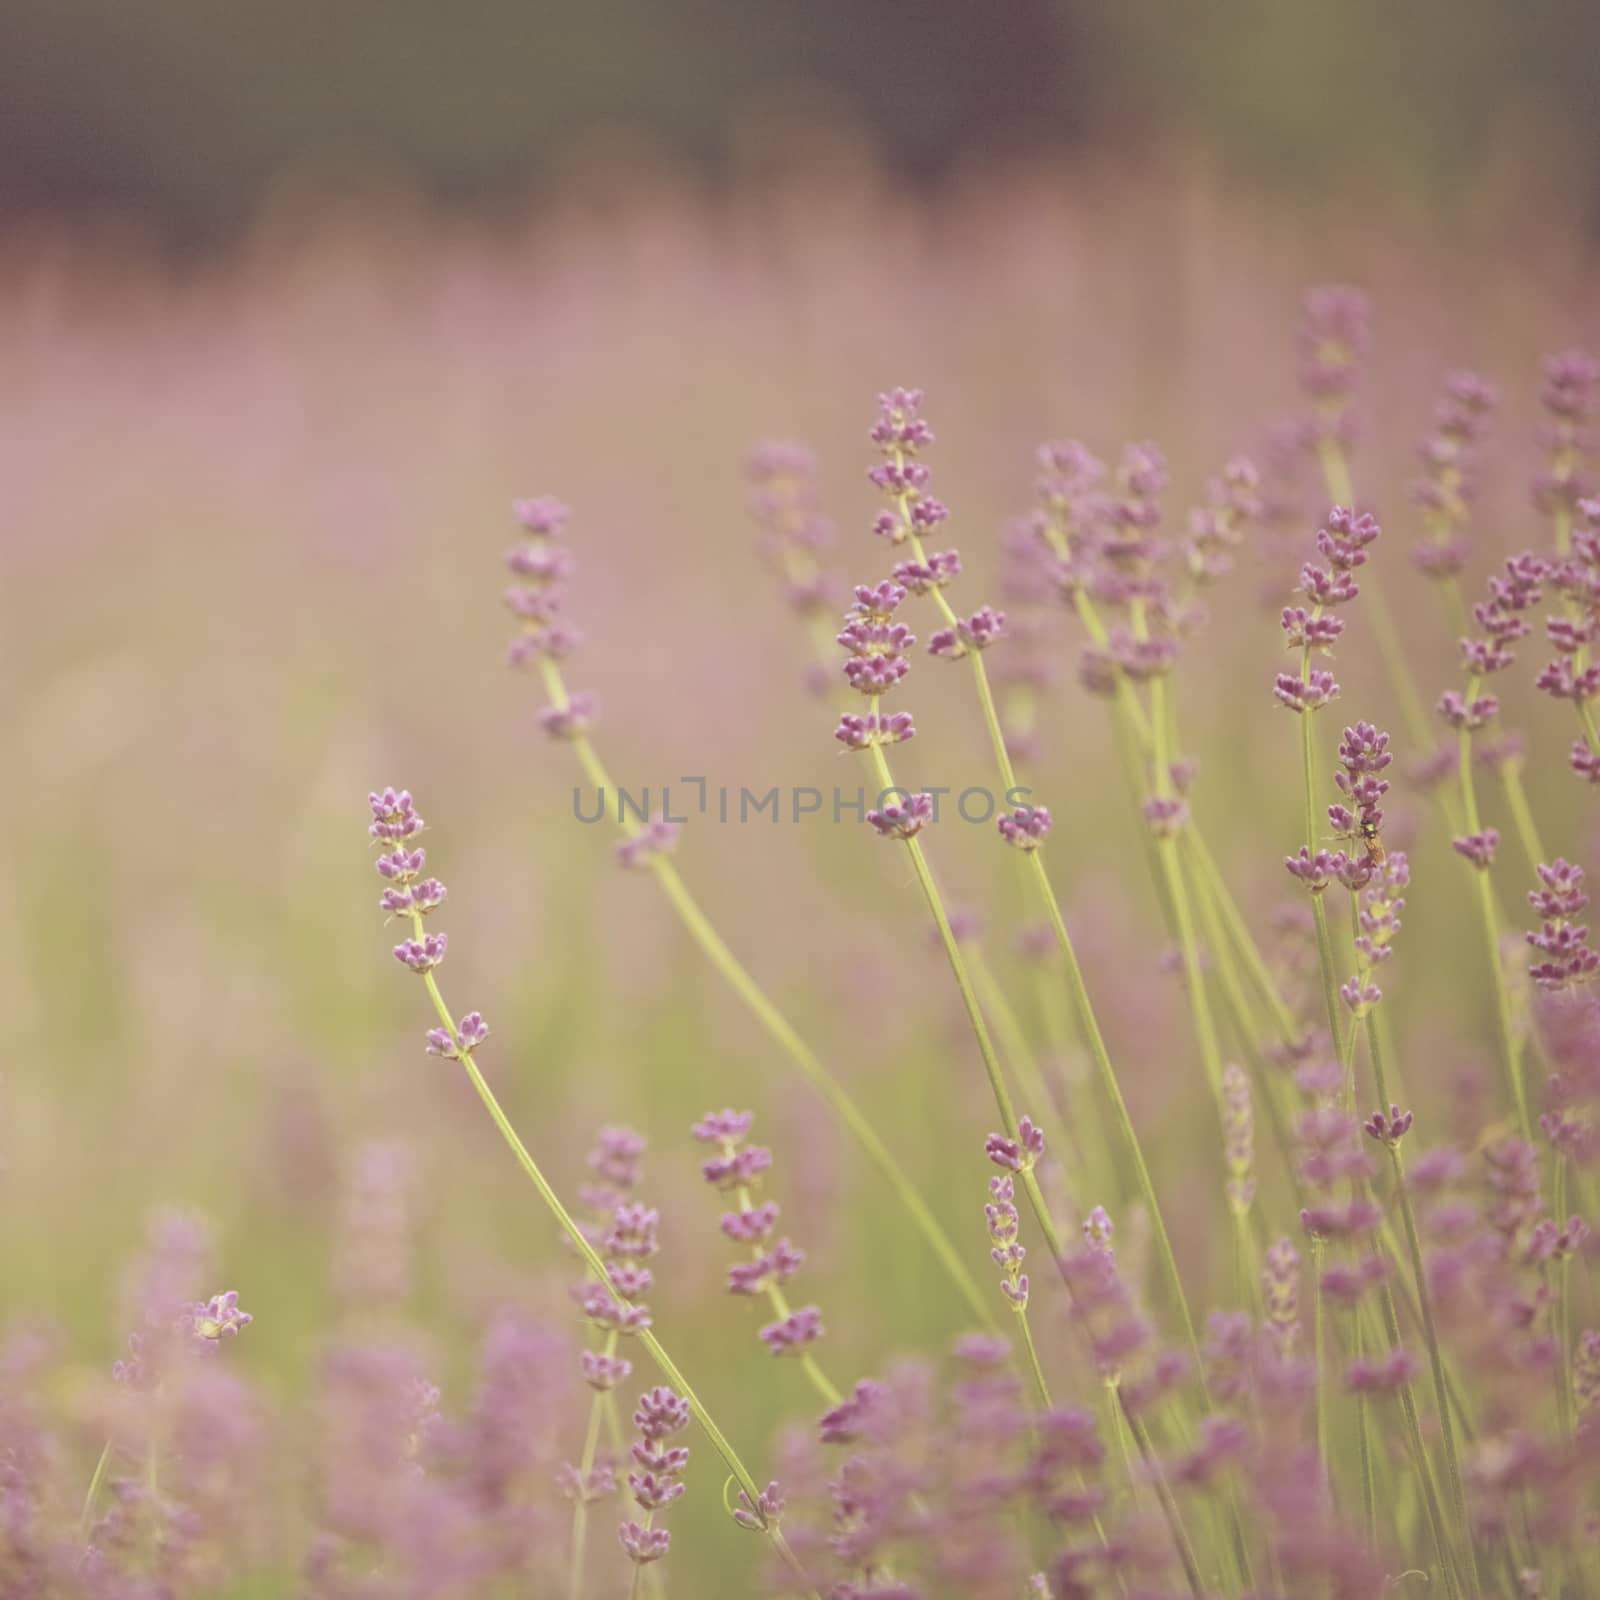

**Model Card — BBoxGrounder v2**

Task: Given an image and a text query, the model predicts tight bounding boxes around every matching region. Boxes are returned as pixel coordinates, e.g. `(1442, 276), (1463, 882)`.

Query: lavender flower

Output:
(1528, 859), (1599, 989)
(695, 1109), (823, 1358)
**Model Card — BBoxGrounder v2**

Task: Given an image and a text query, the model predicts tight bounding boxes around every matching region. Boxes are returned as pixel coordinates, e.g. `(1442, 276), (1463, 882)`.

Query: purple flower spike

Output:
(700, 1146), (772, 1189)
(986, 1116), (1045, 1174)
(1339, 977), (1382, 1016)
(834, 710), (916, 751)
(537, 690), (598, 740)
(368, 787), (424, 842)
(731, 1480), (785, 1532)
(1363, 1104), (1414, 1147)
(618, 1521), (672, 1565)
(1280, 607), (1345, 651)
(1528, 858), (1599, 989)
(997, 804), (1052, 850)
(581, 1349), (633, 1391)
(759, 1306), (823, 1355)
(1273, 670), (1341, 713)
(692, 1108), (755, 1144)
(188, 1290), (253, 1345)
(512, 496), (571, 536)
(866, 792), (934, 839)
(893, 550), (962, 592)
(616, 817), (679, 869)
(1452, 830), (1500, 870)
(633, 1387), (691, 1440)
(393, 933), (448, 973)
(1285, 847), (1335, 892)
(1346, 1348), (1419, 1393)
(424, 1010), (489, 1058)
(929, 605), (1008, 658)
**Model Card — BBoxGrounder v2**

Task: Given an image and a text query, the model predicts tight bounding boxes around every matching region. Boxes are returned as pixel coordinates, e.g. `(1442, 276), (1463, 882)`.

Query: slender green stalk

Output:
(1315, 441), (1435, 755)
(731, 1176), (843, 1408)
(1356, 1313), (1377, 1555)
(79, 1440), (114, 1539)
(1375, 1277), (1461, 1600)
(1498, 761), (1548, 882)
(1453, 677), (1531, 1139)
(1371, 1013), (1477, 1569)
(568, 1367), (610, 1600)
(865, 723), (1213, 1583)
(1186, 828), (1300, 1045)
(537, 657), (995, 1329)
(1014, 1305), (1054, 1413)
(1311, 1236), (1332, 1503)
(901, 490), (1210, 1379)
(405, 915), (817, 1597)
(1024, 847), (1206, 1385)
(1124, 1402), (1206, 1600)
(1556, 1156), (1574, 1444)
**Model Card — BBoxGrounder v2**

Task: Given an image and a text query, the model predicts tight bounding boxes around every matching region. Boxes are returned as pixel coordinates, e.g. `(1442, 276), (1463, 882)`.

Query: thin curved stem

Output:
(539, 656), (995, 1330)
(406, 928), (817, 1598)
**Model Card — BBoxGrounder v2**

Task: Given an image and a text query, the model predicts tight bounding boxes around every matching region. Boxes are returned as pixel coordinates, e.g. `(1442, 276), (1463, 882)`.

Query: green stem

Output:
(409, 944), (818, 1599)
(1015, 1306), (1054, 1413)
(79, 1440), (113, 1540)
(543, 658), (993, 1330)
(1455, 691), (1531, 1140)
(568, 1369), (609, 1600)
(1124, 1403), (1205, 1600)
(1382, 1119), (1476, 1591)
(648, 856), (993, 1326)
(1187, 827), (1300, 1044)
(1025, 847), (1207, 1392)
(1312, 1236), (1332, 1505)
(1375, 1279), (1461, 1600)
(1498, 763), (1548, 881)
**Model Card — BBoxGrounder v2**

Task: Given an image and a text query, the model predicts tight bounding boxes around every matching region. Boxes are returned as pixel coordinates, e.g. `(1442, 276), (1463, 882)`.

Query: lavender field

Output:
(3, 146), (1600, 1598)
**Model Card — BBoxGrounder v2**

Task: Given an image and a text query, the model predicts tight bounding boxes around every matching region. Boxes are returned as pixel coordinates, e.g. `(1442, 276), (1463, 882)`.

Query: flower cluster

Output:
(503, 496), (597, 737)
(1274, 507), (1379, 713)
(1297, 284), (1370, 447)
(749, 441), (842, 621)
(616, 816), (679, 870)
(1328, 720), (1390, 857)
(1539, 501), (1600, 779)
(571, 1126), (656, 1347)
(693, 1109), (822, 1358)
(984, 1173), (1028, 1310)
(984, 1115), (1046, 1175)
(996, 804), (1052, 851)
(1410, 370), (1496, 578)
(1533, 348), (1600, 519)
(1181, 457), (1261, 585)
(370, 789), (494, 1060)
(1059, 1207), (1187, 1415)
(865, 789), (933, 841)
(837, 580), (916, 696)
(1221, 1062), (1255, 1216)
(1527, 859), (1599, 990)
(618, 1385), (691, 1566)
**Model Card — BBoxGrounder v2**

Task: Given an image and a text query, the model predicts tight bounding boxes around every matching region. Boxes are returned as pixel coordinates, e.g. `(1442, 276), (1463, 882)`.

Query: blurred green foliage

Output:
(4, 0), (1600, 244)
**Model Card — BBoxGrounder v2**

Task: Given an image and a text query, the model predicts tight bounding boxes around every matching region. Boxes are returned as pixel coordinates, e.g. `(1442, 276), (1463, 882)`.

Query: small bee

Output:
(1360, 816), (1387, 868)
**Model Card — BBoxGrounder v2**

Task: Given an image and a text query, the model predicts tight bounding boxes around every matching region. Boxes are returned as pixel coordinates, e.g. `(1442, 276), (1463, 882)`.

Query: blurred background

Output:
(5, 0), (1600, 245)
(3, 2), (1600, 1592)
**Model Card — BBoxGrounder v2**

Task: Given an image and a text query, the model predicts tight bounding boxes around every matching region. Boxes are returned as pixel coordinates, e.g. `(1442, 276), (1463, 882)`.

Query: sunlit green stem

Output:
(568, 1360), (610, 1600)
(408, 932), (817, 1598)
(538, 656), (994, 1329)
(1024, 847), (1207, 1390)
(79, 1440), (113, 1540)
(1375, 1276), (1461, 1600)
(1454, 684), (1531, 1139)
